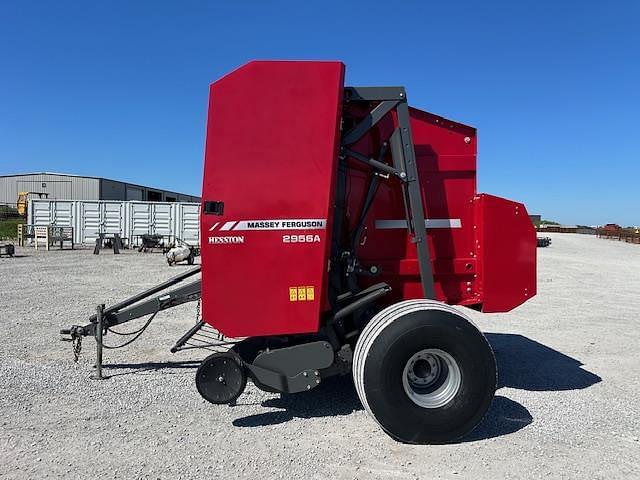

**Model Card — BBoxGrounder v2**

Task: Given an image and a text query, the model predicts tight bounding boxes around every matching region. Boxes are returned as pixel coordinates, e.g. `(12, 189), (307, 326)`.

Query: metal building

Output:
(0, 172), (201, 204)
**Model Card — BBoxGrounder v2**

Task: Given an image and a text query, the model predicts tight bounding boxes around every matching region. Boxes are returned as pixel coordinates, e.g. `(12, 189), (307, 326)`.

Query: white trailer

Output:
(27, 200), (201, 246)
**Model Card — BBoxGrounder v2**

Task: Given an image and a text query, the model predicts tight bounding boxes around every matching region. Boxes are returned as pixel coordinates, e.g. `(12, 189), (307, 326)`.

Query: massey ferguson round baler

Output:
(63, 60), (536, 444)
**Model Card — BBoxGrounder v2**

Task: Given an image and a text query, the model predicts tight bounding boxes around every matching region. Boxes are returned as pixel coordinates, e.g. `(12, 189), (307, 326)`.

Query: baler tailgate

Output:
(201, 61), (345, 337)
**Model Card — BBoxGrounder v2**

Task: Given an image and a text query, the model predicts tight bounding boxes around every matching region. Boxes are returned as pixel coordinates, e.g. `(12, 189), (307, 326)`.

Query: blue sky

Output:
(1, 1), (638, 225)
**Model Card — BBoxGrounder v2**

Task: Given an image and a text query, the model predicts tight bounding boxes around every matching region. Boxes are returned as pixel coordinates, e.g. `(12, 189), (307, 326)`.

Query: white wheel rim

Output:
(402, 348), (461, 409)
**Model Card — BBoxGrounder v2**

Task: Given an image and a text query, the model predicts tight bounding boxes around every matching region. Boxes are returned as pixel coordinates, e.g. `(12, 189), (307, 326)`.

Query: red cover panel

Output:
(200, 61), (344, 337)
(474, 194), (537, 312)
(348, 108), (480, 306)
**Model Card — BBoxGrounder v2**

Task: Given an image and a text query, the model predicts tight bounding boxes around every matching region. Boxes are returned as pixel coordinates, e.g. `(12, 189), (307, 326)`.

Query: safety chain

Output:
(195, 298), (201, 324)
(194, 298), (226, 342)
(72, 335), (82, 362)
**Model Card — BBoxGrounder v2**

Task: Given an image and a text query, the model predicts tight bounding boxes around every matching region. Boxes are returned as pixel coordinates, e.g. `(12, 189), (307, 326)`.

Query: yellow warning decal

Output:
(289, 286), (316, 302)
(297, 286), (306, 301)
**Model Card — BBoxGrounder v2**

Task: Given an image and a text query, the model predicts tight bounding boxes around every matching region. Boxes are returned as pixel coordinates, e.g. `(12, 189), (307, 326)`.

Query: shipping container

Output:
(27, 200), (201, 246)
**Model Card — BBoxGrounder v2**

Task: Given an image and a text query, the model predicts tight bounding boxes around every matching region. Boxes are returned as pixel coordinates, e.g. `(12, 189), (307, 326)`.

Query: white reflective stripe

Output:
(220, 221), (238, 231)
(232, 219), (326, 231)
(375, 219), (462, 229)
(427, 218), (461, 228)
(208, 222), (220, 231)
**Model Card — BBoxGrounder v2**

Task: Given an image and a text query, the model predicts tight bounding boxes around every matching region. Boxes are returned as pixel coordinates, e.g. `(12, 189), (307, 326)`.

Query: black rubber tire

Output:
(196, 352), (247, 404)
(353, 300), (496, 444)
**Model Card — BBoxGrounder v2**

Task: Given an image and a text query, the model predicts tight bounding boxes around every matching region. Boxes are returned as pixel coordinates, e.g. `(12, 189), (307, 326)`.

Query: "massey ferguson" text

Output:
(245, 220), (325, 230)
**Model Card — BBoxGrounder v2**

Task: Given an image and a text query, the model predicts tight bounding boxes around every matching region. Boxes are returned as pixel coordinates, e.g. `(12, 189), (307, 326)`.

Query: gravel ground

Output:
(1, 233), (639, 479)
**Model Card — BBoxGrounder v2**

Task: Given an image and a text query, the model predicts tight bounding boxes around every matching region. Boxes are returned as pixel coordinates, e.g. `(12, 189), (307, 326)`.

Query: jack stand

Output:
(90, 304), (108, 380)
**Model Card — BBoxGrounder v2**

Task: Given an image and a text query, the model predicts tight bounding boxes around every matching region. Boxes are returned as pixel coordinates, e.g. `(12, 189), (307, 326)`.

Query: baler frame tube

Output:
(61, 268), (203, 367)
(395, 99), (436, 299)
(86, 267), (201, 323)
(338, 86), (435, 300)
(105, 279), (201, 329)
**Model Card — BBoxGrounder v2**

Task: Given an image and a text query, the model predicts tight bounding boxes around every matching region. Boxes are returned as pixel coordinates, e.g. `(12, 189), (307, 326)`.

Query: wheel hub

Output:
(402, 348), (461, 409)
(407, 353), (440, 386)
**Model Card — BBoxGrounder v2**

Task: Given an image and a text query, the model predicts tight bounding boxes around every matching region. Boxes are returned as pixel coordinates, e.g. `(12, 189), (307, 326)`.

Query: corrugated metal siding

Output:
(176, 203), (200, 244)
(103, 202), (125, 234)
(28, 200), (201, 245)
(0, 174), (200, 204)
(0, 174), (100, 203)
(32, 201), (53, 225)
(100, 179), (126, 200)
(151, 203), (173, 235)
(52, 202), (74, 227)
(126, 185), (144, 201)
(177, 193), (200, 202)
(73, 201), (126, 243)
(78, 202), (102, 243)
(130, 203), (152, 237)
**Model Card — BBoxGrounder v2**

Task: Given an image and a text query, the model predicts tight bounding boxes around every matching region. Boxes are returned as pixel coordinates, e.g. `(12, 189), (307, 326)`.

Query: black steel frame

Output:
(335, 86), (435, 299)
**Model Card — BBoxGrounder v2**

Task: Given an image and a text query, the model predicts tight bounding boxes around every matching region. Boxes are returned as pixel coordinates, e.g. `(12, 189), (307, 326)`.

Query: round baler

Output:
(62, 61), (536, 444)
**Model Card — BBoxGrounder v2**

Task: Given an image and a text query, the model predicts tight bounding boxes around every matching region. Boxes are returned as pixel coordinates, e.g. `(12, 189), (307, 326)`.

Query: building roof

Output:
(1, 171), (106, 180)
(0, 172), (199, 197)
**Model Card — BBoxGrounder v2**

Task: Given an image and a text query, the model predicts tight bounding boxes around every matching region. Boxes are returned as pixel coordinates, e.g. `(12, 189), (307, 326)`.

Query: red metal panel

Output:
(200, 60), (536, 337)
(344, 106), (535, 312)
(200, 61), (344, 337)
(474, 194), (537, 312)
(352, 108), (480, 306)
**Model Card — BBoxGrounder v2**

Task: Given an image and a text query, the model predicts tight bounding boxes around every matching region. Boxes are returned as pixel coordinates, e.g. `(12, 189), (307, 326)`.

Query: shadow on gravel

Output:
(102, 360), (200, 377)
(232, 376), (362, 427)
(232, 377), (534, 443)
(464, 395), (532, 442)
(465, 333), (602, 442)
(233, 333), (601, 442)
(487, 333), (602, 391)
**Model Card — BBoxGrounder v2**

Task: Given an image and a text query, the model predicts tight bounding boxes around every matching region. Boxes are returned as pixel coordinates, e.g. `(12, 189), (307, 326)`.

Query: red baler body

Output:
(201, 61), (536, 338)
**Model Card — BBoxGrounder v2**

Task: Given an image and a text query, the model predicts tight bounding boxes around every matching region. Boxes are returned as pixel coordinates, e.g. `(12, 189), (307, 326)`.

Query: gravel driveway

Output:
(1, 233), (638, 479)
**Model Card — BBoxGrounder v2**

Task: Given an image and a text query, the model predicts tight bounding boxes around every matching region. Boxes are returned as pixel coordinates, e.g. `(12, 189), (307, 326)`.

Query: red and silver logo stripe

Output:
(209, 219), (326, 232)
